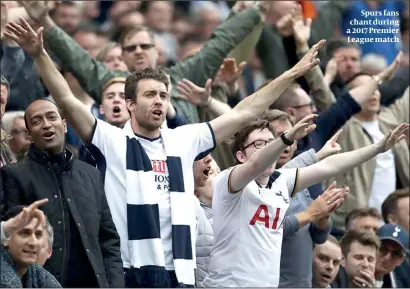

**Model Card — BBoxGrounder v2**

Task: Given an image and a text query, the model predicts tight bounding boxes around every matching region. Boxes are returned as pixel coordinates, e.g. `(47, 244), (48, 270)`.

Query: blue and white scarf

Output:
(123, 122), (196, 286)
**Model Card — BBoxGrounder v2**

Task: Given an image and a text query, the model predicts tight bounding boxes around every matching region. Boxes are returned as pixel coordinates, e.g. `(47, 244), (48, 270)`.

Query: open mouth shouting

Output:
(42, 131), (55, 141)
(152, 109), (163, 119)
(113, 106), (121, 117)
(203, 165), (211, 179)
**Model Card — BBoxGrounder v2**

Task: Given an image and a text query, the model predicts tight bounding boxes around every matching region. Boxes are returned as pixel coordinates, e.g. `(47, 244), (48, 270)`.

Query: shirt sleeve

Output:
(277, 168), (300, 197)
(90, 118), (127, 165)
(173, 122), (216, 162)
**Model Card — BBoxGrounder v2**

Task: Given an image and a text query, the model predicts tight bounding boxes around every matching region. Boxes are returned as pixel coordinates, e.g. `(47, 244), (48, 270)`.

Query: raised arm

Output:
(291, 5), (336, 111)
(294, 123), (409, 192)
(18, 0), (123, 103)
(4, 19), (95, 143)
(210, 40), (325, 144)
(170, 4), (265, 89)
(229, 115), (317, 193)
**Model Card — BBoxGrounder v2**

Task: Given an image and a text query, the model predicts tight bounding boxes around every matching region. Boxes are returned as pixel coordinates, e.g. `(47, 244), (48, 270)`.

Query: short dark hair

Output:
(24, 98), (65, 130)
(326, 38), (361, 58)
(382, 187), (410, 223)
(231, 120), (275, 164)
(124, 68), (169, 101)
(345, 207), (382, 230)
(340, 229), (380, 257)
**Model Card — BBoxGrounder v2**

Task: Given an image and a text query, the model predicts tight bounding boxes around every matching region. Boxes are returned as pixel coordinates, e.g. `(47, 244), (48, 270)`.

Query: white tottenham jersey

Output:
(203, 167), (299, 287)
(91, 119), (215, 269)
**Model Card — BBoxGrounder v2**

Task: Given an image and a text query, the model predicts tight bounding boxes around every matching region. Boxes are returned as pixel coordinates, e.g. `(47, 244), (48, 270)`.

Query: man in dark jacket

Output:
(0, 98), (124, 288)
(1, 205), (61, 288)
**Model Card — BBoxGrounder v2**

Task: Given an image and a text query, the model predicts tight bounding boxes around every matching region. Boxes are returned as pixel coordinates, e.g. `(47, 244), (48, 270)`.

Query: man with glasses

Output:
(374, 224), (408, 288)
(203, 114), (407, 287)
(3, 113), (30, 161)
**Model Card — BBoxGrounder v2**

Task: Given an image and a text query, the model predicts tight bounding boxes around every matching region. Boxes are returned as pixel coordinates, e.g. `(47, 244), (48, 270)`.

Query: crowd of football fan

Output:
(0, 1), (409, 288)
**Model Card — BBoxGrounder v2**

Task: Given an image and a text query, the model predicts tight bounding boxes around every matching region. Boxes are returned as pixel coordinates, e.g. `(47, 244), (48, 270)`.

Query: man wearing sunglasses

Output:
(374, 224), (408, 288)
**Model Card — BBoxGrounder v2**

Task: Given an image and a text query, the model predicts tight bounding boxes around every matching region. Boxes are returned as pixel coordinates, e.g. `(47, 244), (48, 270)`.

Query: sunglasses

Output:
(122, 43), (155, 53)
(379, 246), (404, 259)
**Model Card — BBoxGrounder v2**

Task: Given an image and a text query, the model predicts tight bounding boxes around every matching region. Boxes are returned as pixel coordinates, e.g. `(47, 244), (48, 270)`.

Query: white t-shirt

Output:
(361, 120), (396, 211)
(203, 167), (298, 287)
(91, 119), (215, 269)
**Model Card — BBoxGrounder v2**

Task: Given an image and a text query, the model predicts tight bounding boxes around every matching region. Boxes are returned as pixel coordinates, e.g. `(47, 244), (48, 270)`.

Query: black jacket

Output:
(0, 145), (124, 288)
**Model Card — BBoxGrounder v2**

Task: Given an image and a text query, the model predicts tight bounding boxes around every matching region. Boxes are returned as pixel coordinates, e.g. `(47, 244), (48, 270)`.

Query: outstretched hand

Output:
(286, 114), (317, 141)
(290, 39), (325, 79)
(3, 198), (49, 235)
(217, 58), (247, 87)
(4, 17), (44, 57)
(307, 181), (349, 221)
(176, 79), (213, 107)
(291, 4), (312, 51)
(316, 129), (343, 161)
(377, 123), (409, 153)
(377, 51), (402, 82)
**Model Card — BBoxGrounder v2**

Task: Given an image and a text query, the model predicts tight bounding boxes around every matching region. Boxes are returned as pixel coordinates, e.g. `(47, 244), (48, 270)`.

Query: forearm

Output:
(43, 17), (120, 102)
(297, 45), (336, 111)
(306, 143), (380, 187)
(234, 71), (294, 123)
(34, 50), (72, 106)
(205, 97), (232, 118)
(349, 77), (379, 104)
(313, 216), (330, 230)
(311, 218), (332, 244)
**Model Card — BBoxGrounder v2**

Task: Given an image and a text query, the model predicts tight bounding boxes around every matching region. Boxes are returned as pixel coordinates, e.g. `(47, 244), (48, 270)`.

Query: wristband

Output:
(280, 130), (294, 146)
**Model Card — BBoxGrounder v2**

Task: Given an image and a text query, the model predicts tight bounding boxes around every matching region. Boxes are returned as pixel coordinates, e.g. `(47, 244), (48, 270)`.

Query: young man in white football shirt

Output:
(203, 118), (408, 287)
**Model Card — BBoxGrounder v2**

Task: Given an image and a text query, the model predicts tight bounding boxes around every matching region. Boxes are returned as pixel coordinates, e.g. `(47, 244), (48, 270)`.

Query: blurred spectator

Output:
(1, 205), (61, 288)
(375, 224), (408, 287)
(95, 42), (128, 72)
(72, 24), (101, 57)
(171, 9), (194, 43)
(191, 1), (223, 41)
(141, 1), (179, 62)
(116, 10), (145, 32)
(312, 235), (342, 288)
(193, 155), (218, 287)
(345, 208), (382, 233)
(0, 75), (15, 167)
(332, 229), (379, 288)
(50, 1), (81, 36)
(1, 111), (29, 161)
(325, 38), (361, 97)
(361, 53), (388, 76)
(327, 75), (409, 229)
(381, 188), (410, 233)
